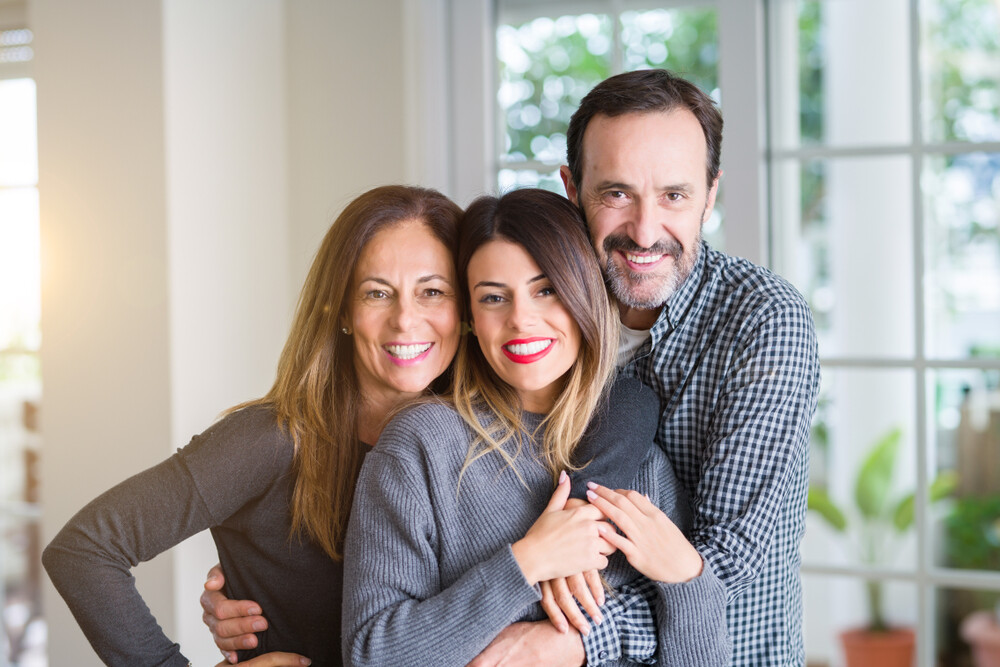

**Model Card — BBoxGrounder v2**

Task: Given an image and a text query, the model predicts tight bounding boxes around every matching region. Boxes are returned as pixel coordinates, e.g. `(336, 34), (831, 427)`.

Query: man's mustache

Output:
(602, 233), (682, 257)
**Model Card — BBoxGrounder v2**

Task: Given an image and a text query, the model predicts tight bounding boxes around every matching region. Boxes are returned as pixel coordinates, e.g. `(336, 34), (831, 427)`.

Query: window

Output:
(0, 22), (44, 667)
(768, 0), (1000, 663)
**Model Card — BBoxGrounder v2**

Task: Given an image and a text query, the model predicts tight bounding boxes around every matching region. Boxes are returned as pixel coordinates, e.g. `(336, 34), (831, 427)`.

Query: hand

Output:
(586, 483), (703, 583)
(511, 472), (610, 585)
(213, 652), (311, 667)
(467, 621), (585, 667)
(538, 499), (610, 636)
(201, 563), (269, 662)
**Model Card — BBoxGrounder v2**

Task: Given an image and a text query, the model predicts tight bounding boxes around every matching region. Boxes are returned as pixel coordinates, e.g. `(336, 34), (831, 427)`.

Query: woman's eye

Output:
(423, 288), (444, 297)
(479, 294), (504, 304)
(538, 286), (556, 297)
(365, 289), (389, 300)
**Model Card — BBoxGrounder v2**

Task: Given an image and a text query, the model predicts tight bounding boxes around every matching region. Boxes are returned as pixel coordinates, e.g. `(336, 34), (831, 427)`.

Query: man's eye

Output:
(666, 192), (683, 202)
(602, 191), (630, 208)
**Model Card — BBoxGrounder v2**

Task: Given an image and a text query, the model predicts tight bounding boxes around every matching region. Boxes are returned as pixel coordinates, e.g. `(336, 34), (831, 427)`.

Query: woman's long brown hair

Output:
(234, 185), (461, 560)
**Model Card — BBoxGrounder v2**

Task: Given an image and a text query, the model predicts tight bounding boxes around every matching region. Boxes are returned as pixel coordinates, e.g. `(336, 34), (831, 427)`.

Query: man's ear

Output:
(702, 170), (722, 224)
(559, 166), (579, 207)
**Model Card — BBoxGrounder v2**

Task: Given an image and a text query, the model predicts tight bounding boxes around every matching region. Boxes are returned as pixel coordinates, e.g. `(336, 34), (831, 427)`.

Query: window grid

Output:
(766, 0), (1000, 661)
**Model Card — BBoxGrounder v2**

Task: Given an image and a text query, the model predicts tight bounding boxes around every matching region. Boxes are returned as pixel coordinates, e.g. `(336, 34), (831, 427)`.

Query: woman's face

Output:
(349, 219), (460, 408)
(467, 240), (582, 414)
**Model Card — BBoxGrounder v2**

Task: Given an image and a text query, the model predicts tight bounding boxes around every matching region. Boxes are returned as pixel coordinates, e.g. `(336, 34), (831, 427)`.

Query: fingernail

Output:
(558, 470), (568, 484)
(586, 481), (598, 490)
(598, 593), (606, 605)
(242, 638), (256, 649)
(248, 606), (262, 616)
(300, 659), (312, 666)
(252, 620), (267, 631)
(558, 622), (568, 634)
(581, 626), (590, 636)
(595, 613), (604, 624)
(586, 490), (597, 501)
(207, 575), (218, 583)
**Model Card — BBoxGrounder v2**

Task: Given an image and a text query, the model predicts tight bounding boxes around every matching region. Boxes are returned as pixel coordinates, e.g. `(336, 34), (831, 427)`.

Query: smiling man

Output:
(557, 69), (821, 666)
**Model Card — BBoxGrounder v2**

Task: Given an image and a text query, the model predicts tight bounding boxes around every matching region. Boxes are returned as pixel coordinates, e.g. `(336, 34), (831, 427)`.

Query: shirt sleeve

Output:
(41, 409), (288, 666)
(341, 449), (542, 667)
(692, 298), (820, 599)
(568, 376), (659, 499)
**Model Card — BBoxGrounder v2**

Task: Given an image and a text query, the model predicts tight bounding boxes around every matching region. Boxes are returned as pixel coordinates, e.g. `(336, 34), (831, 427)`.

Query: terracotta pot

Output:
(840, 627), (915, 667)
(961, 611), (1000, 667)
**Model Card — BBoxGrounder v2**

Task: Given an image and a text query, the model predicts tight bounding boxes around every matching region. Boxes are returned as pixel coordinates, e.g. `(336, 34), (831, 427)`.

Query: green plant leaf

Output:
(854, 427), (902, 521)
(893, 493), (915, 532)
(930, 470), (958, 502)
(891, 470), (958, 532)
(808, 487), (848, 532)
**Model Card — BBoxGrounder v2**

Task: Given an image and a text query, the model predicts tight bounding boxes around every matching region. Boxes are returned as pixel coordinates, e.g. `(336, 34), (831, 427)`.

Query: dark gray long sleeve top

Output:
(341, 380), (731, 667)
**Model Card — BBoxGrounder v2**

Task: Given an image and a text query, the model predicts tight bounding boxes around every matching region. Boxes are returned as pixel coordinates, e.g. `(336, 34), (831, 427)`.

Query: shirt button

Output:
(598, 650), (608, 660)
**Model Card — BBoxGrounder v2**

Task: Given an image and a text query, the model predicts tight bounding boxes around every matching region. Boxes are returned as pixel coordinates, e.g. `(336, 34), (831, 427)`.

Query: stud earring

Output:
(341, 327), (350, 335)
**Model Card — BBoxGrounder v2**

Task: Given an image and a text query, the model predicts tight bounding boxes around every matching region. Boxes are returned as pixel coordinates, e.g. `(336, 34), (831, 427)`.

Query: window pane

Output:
(0, 79), (38, 187)
(0, 188), (41, 352)
(922, 0), (1000, 143)
(936, 586), (1000, 666)
(770, 0), (912, 149)
(619, 7), (718, 96)
(923, 153), (1000, 360)
(931, 368), (1000, 573)
(498, 166), (565, 193)
(804, 573), (918, 666)
(773, 156), (915, 358)
(497, 14), (613, 165)
(803, 368), (918, 571)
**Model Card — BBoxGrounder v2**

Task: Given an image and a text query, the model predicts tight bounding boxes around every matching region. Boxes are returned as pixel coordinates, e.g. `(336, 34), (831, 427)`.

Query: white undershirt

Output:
(617, 321), (653, 368)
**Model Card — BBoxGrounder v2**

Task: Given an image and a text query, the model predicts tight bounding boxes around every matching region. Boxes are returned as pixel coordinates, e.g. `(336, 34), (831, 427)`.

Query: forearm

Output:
(343, 546), (541, 667)
(651, 560), (731, 666)
(41, 458), (212, 666)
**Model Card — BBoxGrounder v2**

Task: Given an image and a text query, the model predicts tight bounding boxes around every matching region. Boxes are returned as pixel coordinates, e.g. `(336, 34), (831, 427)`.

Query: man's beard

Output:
(601, 229), (701, 310)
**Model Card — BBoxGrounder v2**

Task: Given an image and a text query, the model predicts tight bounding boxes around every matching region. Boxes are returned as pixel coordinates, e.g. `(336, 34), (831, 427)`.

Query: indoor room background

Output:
(0, 0), (998, 665)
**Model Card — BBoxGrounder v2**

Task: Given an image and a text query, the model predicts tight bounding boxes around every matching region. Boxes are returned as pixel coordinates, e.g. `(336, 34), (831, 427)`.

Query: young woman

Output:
(341, 188), (731, 666)
(43, 186), (464, 666)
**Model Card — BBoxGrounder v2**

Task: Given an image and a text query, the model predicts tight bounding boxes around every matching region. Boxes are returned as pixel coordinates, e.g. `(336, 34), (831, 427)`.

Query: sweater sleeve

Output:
(41, 409), (288, 666)
(341, 449), (542, 667)
(568, 376), (659, 499)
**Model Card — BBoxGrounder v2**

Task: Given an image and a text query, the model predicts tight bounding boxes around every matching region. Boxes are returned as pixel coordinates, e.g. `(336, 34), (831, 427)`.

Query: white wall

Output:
(36, 0), (419, 664)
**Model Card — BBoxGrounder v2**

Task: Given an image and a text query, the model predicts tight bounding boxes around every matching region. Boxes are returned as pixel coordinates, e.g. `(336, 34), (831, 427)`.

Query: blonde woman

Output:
(341, 189), (730, 666)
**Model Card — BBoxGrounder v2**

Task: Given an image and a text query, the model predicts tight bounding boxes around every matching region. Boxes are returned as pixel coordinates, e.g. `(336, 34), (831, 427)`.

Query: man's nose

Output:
(627, 198), (662, 249)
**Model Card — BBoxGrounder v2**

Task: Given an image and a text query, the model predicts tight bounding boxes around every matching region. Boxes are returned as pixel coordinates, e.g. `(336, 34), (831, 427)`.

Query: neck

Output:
(619, 303), (661, 330)
(358, 389), (420, 445)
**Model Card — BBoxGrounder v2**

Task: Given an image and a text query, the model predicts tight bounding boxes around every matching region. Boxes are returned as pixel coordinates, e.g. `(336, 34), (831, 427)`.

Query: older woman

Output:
(43, 186), (463, 666)
(341, 189), (731, 666)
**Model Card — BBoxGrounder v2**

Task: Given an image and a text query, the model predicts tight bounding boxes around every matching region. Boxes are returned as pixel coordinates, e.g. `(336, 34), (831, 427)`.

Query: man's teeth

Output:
(626, 252), (664, 264)
(505, 340), (553, 356)
(385, 343), (432, 359)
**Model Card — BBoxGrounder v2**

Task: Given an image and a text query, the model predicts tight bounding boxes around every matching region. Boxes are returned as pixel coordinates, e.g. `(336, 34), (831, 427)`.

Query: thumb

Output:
(544, 470), (571, 512)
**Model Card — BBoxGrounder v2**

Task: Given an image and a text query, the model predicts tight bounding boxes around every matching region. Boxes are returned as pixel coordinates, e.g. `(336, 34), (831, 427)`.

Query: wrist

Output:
(511, 539), (539, 585)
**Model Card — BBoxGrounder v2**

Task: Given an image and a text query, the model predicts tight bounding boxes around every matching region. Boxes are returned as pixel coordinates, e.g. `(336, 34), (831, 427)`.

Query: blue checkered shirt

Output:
(583, 242), (819, 665)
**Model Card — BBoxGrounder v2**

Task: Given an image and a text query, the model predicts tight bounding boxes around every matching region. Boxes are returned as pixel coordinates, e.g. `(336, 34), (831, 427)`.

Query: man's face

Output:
(561, 109), (719, 312)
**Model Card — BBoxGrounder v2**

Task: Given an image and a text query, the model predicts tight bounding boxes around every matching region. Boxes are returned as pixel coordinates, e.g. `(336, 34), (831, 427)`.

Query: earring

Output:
(341, 327), (350, 335)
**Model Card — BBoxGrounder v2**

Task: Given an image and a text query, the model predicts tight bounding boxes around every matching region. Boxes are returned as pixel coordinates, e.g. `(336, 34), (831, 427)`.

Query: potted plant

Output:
(808, 427), (956, 667)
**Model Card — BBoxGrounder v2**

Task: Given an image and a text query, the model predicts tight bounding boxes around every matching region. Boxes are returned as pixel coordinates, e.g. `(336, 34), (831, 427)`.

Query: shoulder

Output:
(181, 404), (294, 471)
(703, 246), (814, 331)
(606, 375), (659, 414)
(374, 400), (470, 460)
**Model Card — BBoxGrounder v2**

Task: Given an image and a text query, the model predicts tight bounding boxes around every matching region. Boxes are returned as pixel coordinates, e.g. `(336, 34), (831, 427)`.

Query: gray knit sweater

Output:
(341, 387), (731, 666)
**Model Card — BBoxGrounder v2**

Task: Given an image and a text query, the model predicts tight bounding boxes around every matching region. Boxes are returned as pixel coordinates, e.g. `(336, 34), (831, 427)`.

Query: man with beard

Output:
(553, 69), (821, 666)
